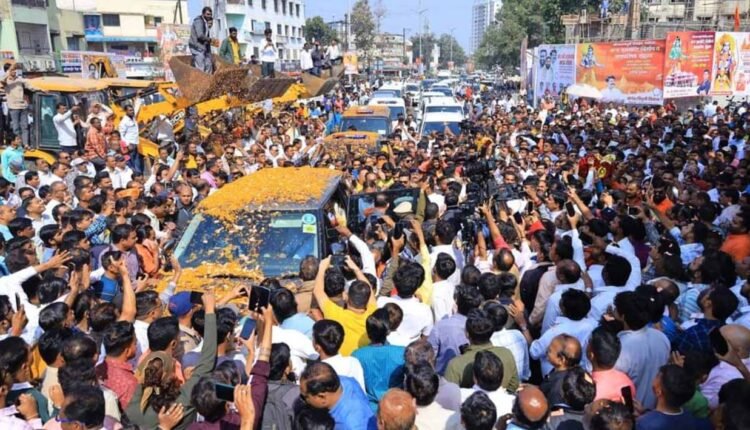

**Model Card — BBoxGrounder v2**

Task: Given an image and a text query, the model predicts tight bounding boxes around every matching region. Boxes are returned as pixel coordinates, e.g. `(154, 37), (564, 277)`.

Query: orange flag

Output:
(735, 5), (741, 31)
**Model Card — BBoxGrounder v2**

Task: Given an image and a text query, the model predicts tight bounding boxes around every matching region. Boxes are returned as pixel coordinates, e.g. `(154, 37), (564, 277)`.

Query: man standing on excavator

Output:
(189, 7), (215, 73)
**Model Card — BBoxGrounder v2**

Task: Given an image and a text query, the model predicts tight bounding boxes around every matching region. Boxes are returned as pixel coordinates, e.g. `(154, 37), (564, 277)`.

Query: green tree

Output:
(437, 34), (466, 67)
(304, 16), (337, 45)
(477, 0), (586, 70)
(410, 33), (437, 70)
(351, 0), (376, 65)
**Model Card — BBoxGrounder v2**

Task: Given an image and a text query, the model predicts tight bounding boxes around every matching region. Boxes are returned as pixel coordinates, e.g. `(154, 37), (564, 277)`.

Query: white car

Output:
(423, 98), (465, 118)
(419, 111), (464, 137)
(378, 83), (403, 98)
(368, 97), (406, 127)
(404, 83), (420, 106)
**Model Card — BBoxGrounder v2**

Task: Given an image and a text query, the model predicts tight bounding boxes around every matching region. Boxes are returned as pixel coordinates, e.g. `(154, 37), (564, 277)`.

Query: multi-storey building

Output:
(0, 0), (59, 72)
(470, 0), (501, 53)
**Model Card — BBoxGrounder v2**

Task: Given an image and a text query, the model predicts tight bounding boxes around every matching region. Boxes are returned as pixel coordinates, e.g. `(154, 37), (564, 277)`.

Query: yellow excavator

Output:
(5, 54), (342, 165)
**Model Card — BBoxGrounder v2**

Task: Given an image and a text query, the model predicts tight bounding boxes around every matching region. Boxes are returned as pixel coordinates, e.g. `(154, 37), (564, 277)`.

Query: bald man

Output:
(503, 385), (550, 429)
(701, 324), (750, 408)
(377, 388), (417, 430)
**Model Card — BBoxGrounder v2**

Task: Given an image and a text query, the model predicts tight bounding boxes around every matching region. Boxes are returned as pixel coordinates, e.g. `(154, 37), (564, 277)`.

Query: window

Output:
(261, 0), (266, 9)
(292, 27), (296, 37)
(144, 15), (161, 28)
(282, 0), (286, 14)
(248, 0), (252, 5)
(253, 46), (260, 57)
(66, 36), (80, 51)
(277, 24), (282, 35)
(300, 26), (304, 38)
(296, 3), (300, 16)
(38, 94), (63, 147)
(285, 25), (289, 36)
(274, 0), (278, 12)
(102, 14), (120, 27)
(155, 16), (162, 25)
(265, 21), (271, 30)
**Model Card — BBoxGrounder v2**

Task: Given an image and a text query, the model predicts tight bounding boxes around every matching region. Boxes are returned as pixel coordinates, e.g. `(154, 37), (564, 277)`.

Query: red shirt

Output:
(96, 357), (138, 410)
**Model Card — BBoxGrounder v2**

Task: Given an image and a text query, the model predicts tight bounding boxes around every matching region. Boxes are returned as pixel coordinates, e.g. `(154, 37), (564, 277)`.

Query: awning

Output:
(85, 35), (157, 43)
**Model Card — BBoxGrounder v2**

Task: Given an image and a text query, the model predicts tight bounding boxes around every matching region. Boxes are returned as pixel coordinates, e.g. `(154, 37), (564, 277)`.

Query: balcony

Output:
(226, 0), (247, 14)
(12, 0), (46, 7)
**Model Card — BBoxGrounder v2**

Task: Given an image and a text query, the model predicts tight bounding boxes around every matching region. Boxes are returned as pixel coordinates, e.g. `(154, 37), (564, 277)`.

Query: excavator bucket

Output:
(246, 64), (340, 98)
(299, 73), (339, 97)
(169, 55), (296, 104)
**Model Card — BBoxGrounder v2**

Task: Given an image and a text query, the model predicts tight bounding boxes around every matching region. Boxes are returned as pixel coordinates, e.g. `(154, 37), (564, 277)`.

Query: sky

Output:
(304, 0), (473, 51)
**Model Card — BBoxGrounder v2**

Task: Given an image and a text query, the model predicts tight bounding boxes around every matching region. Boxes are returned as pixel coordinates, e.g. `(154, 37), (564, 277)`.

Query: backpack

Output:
(260, 382), (296, 430)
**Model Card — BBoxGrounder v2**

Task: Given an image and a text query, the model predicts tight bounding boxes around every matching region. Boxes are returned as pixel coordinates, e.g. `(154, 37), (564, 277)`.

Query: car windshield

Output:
(422, 121), (461, 135)
(405, 84), (419, 92)
(386, 106), (405, 121)
(372, 91), (396, 98)
(432, 88), (453, 96)
(425, 106), (462, 115)
(340, 117), (390, 134)
(177, 211), (319, 277)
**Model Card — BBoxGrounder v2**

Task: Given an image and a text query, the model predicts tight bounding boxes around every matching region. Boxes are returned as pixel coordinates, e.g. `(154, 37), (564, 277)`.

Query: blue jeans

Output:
(8, 109), (29, 147)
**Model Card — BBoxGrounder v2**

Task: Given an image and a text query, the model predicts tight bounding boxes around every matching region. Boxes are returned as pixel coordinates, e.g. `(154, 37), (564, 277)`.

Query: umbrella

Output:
(565, 83), (603, 100)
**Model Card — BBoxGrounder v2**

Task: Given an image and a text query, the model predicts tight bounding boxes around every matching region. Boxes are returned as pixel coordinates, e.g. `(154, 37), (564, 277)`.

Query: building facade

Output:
(470, 0), (501, 53)
(189, 0), (305, 70)
(78, 0), (188, 57)
(0, 0), (58, 72)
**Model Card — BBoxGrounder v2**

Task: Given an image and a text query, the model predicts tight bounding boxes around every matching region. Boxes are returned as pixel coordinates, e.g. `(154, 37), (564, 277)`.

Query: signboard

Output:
(343, 51), (358, 75)
(60, 51), (127, 78)
(576, 39), (665, 105)
(711, 32), (750, 96)
(157, 23), (191, 81)
(663, 31), (715, 98)
(534, 44), (576, 103)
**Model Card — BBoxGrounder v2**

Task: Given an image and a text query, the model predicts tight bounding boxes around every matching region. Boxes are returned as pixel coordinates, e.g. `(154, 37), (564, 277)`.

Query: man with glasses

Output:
(44, 182), (69, 219)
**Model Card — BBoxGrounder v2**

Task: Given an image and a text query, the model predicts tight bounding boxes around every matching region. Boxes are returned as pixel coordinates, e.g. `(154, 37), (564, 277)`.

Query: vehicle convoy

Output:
(338, 105), (392, 136)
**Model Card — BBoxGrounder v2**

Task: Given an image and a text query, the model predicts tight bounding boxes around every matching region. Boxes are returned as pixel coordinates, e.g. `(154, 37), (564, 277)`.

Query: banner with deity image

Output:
(663, 31), (715, 98)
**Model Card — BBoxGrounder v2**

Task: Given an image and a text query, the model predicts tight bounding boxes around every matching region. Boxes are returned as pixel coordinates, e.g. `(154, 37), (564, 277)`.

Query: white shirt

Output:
(615, 327), (671, 410)
(701, 357), (750, 409)
(430, 244), (464, 286)
(459, 385), (515, 416)
(377, 296), (434, 342)
(432, 279), (456, 323)
(271, 325), (318, 376)
(119, 115), (139, 146)
(541, 280), (586, 333)
(415, 402), (458, 430)
(300, 50), (313, 70)
(0, 266), (39, 309)
(43, 198), (66, 219)
(323, 354), (365, 392)
(53, 110), (77, 147)
(133, 319), (150, 362)
(530, 316), (597, 376)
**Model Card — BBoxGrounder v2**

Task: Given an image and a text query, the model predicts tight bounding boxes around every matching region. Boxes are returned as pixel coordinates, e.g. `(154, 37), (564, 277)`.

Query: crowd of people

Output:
(0, 52), (750, 430)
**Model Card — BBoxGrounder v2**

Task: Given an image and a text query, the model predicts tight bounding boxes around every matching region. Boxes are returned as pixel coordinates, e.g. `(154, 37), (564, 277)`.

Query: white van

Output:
(368, 97), (407, 127)
(419, 111), (464, 137)
(423, 98), (465, 118)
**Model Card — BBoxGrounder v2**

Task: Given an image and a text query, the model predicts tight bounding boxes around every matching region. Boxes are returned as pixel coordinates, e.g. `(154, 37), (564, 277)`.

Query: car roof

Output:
(425, 98), (461, 106)
(343, 105), (391, 117)
(197, 167), (343, 222)
(369, 97), (405, 106)
(27, 76), (110, 92)
(422, 112), (464, 122)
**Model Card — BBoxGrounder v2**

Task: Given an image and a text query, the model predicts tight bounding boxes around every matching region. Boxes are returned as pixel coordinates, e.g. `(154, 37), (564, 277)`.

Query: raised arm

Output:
(312, 257), (332, 309)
